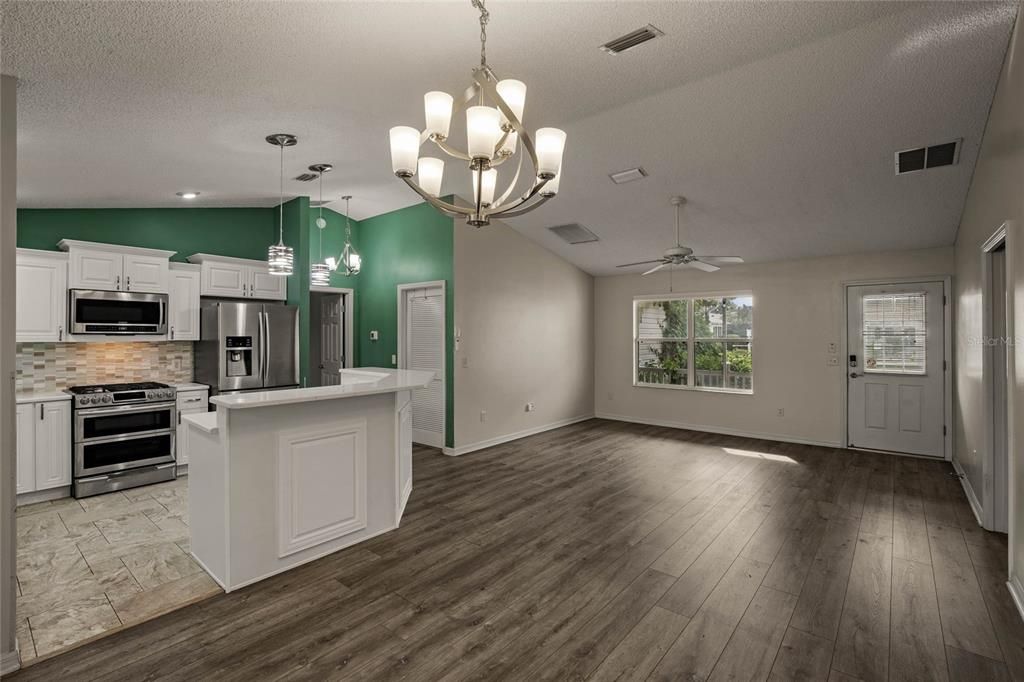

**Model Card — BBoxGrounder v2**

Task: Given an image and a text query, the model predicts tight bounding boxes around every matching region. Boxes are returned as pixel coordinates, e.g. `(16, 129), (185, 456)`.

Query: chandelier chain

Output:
(471, 0), (488, 66)
(345, 196), (352, 240)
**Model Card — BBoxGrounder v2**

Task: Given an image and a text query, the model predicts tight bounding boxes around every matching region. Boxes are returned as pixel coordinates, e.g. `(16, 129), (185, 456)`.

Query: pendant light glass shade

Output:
(418, 157), (444, 197)
(424, 91), (454, 139)
(473, 168), (498, 207)
(266, 133), (296, 276)
(540, 170), (560, 197)
(389, 126), (420, 176)
(535, 127), (567, 178)
(466, 106), (502, 160)
(495, 79), (526, 125)
(310, 263), (331, 286)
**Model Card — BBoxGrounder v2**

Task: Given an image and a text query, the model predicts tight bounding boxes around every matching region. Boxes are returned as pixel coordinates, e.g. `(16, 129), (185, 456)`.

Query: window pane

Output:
(727, 341), (753, 391)
(694, 341), (725, 388)
(637, 300), (688, 339)
(724, 296), (753, 339)
(694, 299), (723, 338)
(862, 293), (926, 374)
(637, 340), (688, 386)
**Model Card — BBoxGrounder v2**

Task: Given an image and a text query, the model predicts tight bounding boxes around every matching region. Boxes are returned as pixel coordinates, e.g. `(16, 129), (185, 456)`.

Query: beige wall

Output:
(953, 15), (1024, 576)
(595, 247), (954, 446)
(453, 219), (594, 452)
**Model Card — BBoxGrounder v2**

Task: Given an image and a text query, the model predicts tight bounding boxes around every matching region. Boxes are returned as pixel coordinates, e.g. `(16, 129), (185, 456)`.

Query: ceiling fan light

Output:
(535, 127), (566, 178)
(389, 126), (420, 176)
(473, 168), (498, 207)
(466, 106), (502, 160)
(496, 79), (526, 126)
(418, 157), (444, 197)
(424, 91), (453, 139)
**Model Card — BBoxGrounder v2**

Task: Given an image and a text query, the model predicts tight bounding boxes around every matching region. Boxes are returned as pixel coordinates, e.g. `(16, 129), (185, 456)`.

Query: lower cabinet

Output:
(176, 388), (210, 469)
(17, 399), (72, 496)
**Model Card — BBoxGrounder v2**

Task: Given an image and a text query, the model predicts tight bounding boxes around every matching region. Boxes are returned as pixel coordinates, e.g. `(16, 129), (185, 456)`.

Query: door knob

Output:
(850, 372), (860, 378)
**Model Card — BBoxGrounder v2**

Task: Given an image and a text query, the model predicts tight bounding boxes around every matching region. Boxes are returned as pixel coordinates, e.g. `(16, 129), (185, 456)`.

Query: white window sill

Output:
(633, 382), (754, 395)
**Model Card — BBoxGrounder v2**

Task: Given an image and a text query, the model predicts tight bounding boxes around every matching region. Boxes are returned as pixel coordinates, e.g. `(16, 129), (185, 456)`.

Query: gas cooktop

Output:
(68, 381), (176, 407)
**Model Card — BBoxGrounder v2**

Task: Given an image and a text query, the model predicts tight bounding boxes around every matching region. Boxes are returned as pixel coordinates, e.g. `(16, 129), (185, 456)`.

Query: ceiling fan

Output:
(616, 196), (744, 275)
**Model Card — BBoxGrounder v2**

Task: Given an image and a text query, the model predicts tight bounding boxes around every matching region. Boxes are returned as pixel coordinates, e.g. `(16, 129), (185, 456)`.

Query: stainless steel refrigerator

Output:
(195, 299), (300, 396)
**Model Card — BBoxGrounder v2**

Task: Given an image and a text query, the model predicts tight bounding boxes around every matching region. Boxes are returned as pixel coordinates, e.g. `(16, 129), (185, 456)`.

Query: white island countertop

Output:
(209, 368), (435, 410)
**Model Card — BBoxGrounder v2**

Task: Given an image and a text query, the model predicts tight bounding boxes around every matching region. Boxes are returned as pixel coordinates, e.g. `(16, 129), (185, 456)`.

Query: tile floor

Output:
(15, 476), (221, 664)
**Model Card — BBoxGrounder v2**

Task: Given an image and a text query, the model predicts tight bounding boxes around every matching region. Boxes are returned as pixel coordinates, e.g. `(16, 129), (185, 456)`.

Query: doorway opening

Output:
(310, 288), (354, 387)
(982, 224), (1010, 534)
(844, 279), (951, 459)
(397, 281), (446, 448)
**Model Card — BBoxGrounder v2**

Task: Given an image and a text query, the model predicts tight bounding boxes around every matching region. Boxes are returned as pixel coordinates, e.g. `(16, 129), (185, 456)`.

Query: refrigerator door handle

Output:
(257, 309), (266, 386)
(262, 311), (271, 385)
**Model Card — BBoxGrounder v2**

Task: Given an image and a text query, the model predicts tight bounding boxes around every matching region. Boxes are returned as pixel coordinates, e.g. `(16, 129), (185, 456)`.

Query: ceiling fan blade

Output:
(616, 259), (664, 268)
(642, 263), (669, 276)
(693, 256), (744, 264)
(687, 259), (721, 273)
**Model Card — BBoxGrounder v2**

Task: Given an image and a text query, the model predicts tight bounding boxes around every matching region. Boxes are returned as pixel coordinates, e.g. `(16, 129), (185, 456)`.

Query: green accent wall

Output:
(17, 208), (277, 261)
(345, 202), (455, 448)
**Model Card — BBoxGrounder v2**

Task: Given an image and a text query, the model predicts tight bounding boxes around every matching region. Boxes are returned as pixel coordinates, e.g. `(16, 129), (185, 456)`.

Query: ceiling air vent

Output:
(548, 223), (599, 245)
(895, 139), (961, 175)
(600, 25), (664, 55)
(294, 173), (318, 182)
(609, 167), (648, 185)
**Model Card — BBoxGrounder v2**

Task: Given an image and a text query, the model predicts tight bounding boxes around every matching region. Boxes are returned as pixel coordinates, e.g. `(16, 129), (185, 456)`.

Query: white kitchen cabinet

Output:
(60, 240), (174, 293)
(176, 388), (209, 469)
(188, 254), (287, 301)
(16, 249), (68, 342)
(168, 264), (201, 341)
(16, 398), (72, 497)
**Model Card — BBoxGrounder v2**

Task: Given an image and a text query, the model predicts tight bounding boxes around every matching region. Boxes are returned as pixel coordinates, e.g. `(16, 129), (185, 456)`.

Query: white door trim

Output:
(981, 222), (1013, 537)
(310, 286), (354, 371)
(397, 280), (447, 448)
(840, 275), (953, 460)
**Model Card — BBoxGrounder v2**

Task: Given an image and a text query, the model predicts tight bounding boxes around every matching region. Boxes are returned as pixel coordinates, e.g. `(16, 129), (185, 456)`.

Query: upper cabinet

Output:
(168, 264), (201, 341)
(59, 240), (174, 293)
(188, 254), (287, 301)
(16, 249), (68, 342)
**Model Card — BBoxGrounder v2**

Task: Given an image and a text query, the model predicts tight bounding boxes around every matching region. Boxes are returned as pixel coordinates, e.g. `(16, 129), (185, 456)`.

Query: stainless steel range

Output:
(69, 381), (177, 497)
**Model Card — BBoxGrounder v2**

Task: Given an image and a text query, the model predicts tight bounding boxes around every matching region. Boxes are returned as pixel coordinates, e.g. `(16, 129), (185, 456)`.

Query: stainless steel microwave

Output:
(69, 290), (168, 335)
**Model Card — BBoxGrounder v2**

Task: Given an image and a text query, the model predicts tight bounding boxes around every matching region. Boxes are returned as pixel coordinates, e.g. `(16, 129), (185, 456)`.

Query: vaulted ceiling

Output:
(2, 1), (1018, 274)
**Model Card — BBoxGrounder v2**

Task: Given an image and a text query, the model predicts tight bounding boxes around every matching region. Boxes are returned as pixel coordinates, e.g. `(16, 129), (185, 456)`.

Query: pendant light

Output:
(309, 163), (333, 287)
(266, 133), (297, 275)
(326, 195), (360, 276)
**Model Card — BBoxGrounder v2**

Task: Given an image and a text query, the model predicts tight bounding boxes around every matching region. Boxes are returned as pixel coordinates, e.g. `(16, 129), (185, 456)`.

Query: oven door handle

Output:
(74, 401), (176, 417)
(77, 428), (176, 446)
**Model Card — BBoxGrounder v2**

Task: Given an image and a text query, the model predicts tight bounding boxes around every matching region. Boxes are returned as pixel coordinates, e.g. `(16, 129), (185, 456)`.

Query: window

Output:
(861, 292), (926, 374)
(635, 294), (753, 392)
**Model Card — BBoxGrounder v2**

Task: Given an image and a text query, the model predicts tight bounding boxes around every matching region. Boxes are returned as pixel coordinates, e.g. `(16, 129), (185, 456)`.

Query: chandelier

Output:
(388, 0), (566, 227)
(266, 133), (297, 275)
(310, 164), (333, 287)
(325, 195), (360, 276)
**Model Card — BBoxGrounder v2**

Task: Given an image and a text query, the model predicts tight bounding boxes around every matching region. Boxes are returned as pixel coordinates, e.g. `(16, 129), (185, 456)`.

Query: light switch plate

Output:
(370, 330), (379, 341)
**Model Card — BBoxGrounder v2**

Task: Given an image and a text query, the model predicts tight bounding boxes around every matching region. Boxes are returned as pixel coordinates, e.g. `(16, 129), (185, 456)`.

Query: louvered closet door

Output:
(406, 287), (445, 447)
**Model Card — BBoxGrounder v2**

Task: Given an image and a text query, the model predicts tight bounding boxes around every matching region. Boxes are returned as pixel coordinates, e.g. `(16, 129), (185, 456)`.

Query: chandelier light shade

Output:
(418, 157), (445, 197)
(310, 163), (333, 287)
(387, 0), (566, 227)
(266, 133), (297, 276)
(389, 126), (420, 176)
(325, 195), (361, 277)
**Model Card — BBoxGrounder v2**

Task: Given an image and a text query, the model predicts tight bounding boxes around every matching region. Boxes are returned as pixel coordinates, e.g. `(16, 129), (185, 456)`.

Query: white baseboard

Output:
(16, 486), (70, 507)
(594, 412), (842, 448)
(952, 458), (985, 527)
(399, 479), (412, 518)
(1008, 574), (1024, 625)
(1, 648), (20, 675)
(442, 414), (595, 457)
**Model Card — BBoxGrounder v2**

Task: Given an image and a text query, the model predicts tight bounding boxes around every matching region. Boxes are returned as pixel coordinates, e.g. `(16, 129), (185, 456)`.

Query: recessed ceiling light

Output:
(176, 191), (199, 199)
(609, 167), (648, 185)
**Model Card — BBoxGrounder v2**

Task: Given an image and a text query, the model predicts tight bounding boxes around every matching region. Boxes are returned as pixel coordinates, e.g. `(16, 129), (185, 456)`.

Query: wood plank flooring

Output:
(9, 419), (1024, 681)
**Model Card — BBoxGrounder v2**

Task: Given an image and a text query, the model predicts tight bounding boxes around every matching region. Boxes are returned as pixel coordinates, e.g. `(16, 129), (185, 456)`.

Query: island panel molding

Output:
(276, 419), (367, 558)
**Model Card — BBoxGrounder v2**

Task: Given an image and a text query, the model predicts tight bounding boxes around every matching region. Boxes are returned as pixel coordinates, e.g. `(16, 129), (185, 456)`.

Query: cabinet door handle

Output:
(170, 327), (175, 340)
(58, 326), (63, 341)
(39, 404), (44, 420)
(116, 274), (121, 290)
(126, 276), (131, 290)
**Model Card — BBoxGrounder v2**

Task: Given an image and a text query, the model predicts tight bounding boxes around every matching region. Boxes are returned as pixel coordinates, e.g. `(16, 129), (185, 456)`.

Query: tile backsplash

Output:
(16, 342), (194, 392)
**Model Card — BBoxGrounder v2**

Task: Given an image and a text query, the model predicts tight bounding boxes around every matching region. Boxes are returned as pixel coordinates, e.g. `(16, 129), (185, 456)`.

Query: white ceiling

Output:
(2, 1), (1019, 275)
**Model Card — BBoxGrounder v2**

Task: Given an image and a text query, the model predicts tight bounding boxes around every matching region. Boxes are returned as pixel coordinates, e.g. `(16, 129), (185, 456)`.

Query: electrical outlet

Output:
(173, 357), (183, 371)
(391, 354), (397, 365)
(525, 402), (535, 412)
(480, 410), (487, 422)
(827, 356), (839, 366)
(369, 330), (379, 341)
(827, 342), (838, 354)
(777, 408), (785, 417)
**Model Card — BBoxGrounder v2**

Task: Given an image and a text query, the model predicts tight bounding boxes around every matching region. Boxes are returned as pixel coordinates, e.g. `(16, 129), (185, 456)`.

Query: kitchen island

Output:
(182, 368), (433, 591)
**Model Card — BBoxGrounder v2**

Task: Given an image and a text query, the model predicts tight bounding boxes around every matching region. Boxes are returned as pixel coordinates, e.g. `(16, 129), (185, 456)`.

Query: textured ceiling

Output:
(2, 1), (1019, 274)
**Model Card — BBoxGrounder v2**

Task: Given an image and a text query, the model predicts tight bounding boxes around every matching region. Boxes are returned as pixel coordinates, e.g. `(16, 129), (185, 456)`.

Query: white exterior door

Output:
(168, 268), (200, 340)
(319, 295), (344, 386)
(402, 285), (445, 448)
(16, 251), (67, 342)
(847, 282), (946, 457)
